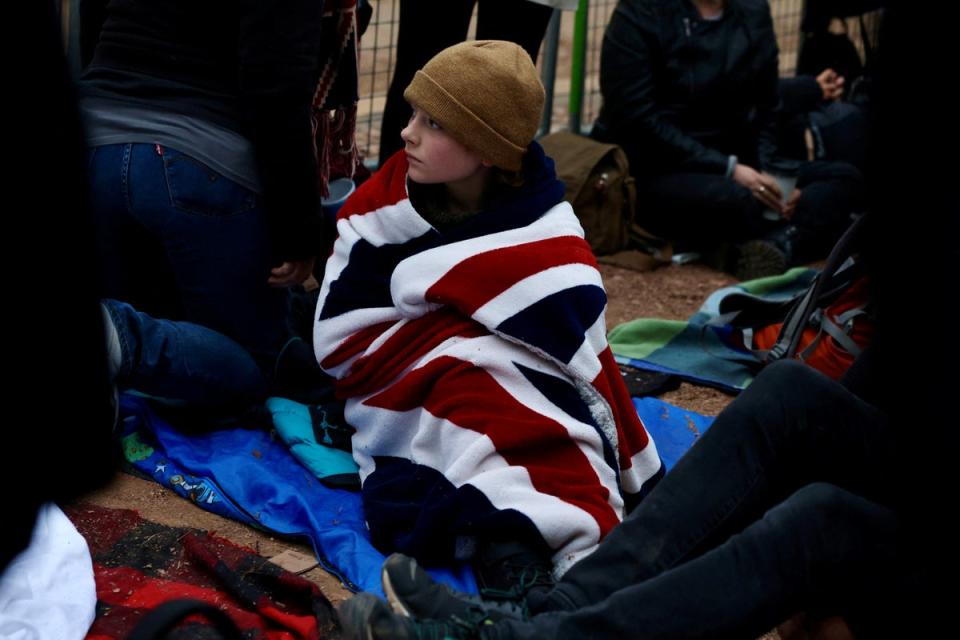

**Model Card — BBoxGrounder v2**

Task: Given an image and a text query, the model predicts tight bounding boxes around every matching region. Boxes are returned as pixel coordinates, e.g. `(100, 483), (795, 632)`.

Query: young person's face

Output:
(401, 105), (489, 185)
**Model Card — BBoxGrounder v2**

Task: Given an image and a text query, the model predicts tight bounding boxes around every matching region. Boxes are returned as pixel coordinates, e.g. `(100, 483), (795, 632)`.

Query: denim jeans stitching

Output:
(121, 144), (134, 215)
(160, 148), (257, 218)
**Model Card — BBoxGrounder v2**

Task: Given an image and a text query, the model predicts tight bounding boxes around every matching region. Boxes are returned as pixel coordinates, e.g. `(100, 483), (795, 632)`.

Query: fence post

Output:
(537, 9), (562, 138)
(568, 0), (590, 133)
(569, 0), (589, 133)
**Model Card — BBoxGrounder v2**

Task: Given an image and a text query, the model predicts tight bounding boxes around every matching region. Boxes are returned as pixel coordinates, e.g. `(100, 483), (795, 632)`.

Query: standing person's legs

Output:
(476, 0), (554, 63)
(377, 0), (476, 166)
(119, 143), (289, 368)
(543, 360), (894, 612)
(89, 144), (183, 320)
(488, 485), (903, 640)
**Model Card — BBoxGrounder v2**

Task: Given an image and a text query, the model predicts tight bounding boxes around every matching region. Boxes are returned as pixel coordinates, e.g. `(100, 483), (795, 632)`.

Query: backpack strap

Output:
(764, 214), (867, 363)
(818, 311), (865, 357)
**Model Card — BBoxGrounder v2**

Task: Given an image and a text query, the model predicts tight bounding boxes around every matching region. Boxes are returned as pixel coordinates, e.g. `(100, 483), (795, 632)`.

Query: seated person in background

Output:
(778, 68), (868, 171)
(591, 0), (863, 279)
(313, 41), (662, 602)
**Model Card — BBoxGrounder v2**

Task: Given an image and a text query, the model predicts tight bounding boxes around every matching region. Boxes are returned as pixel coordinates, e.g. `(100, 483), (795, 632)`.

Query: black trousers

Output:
(487, 361), (937, 639)
(377, 0), (554, 166)
(636, 160), (863, 259)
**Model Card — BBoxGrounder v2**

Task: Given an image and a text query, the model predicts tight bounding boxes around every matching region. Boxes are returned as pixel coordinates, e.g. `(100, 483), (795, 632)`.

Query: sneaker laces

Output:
(479, 565), (552, 607)
(410, 610), (495, 640)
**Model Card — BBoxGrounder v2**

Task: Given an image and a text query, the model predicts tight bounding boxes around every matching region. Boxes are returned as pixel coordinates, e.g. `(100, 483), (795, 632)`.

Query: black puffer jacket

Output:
(80, 0), (325, 261)
(592, 0), (780, 176)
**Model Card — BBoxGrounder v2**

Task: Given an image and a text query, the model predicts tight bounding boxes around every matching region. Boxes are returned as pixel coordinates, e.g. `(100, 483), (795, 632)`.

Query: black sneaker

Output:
(382, 554), (527, 622)
(340, 592), (492, 640)
(473, 541), (555, 608)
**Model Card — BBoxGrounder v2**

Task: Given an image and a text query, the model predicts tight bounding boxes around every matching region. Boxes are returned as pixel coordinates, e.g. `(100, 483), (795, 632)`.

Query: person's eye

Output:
(428, 118), (442, 130)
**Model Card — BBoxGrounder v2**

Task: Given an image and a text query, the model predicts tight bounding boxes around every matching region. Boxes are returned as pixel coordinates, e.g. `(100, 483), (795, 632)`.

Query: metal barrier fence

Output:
(58, 0), (879, 166)
(59, 0), (879, 165)
(355, 1), (881, 166)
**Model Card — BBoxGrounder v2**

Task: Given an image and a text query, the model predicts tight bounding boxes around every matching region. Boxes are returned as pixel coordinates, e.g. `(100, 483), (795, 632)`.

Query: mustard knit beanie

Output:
(403, 40), (545, 172)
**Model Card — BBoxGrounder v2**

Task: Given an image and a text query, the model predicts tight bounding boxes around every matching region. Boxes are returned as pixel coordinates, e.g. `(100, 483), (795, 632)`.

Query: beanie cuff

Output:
(404, 70), (527, 172)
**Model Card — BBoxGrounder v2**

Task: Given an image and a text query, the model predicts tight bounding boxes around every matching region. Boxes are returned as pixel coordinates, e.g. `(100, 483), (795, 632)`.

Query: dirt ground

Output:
(75, 260), (781, 637)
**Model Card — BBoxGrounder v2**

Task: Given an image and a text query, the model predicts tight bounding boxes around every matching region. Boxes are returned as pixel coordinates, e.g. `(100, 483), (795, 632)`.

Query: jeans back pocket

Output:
(161, 147), (257, 217)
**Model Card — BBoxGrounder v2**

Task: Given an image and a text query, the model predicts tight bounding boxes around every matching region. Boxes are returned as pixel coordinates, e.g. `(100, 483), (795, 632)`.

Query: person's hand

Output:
(783, 188), (802, 220)
(268, 257), (316, 287)
(733, 164), (784, 213)
(816, 68), (845, 101)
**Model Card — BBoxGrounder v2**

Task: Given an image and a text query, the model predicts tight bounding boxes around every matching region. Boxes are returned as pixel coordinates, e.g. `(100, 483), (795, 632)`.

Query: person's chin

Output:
(407, 168), (439, 184)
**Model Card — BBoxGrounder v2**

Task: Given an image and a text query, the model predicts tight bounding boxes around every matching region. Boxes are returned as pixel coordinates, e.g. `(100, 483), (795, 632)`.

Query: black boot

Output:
(733, 224), (817, 281)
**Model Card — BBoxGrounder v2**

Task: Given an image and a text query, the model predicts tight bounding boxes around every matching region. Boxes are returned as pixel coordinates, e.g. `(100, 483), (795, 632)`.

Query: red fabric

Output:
(66, 503), (338, 640)
(364, 355), (621, 535)
(753, 277), (874, 380)
(593, 347), (652, 473)
(336, 151), (409, 221)
(426, 236), (599, 315)
(336, 308), (486, 399)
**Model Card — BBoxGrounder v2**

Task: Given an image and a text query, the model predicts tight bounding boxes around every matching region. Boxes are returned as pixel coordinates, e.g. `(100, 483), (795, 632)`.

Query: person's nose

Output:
(401, 119), (418, 147)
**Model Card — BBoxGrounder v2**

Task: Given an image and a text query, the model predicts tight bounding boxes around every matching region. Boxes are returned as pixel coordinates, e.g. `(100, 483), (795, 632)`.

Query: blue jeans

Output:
(89, 143), (287, 366)
(487, 362), (932, 639)
(103, 298), (266, 411)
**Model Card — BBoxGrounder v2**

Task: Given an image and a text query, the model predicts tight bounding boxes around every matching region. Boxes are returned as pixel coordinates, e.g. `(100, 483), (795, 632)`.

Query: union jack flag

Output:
(313, 145), (661, 574)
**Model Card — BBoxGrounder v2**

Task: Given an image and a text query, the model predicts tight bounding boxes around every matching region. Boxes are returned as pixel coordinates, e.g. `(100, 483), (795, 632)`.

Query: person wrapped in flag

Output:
(313, 41), (662, 597)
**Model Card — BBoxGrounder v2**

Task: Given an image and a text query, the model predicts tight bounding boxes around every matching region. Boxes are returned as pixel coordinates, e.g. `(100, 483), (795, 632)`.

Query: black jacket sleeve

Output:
(239, 0), (325, 262)
(752, 4), (781, 170)
(599, 1), (730, 174)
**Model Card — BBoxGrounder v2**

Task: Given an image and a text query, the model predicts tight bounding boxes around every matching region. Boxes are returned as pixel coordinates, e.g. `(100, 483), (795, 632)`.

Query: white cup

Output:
(321, 177), (356, 220)
(762, 173), (798, 221)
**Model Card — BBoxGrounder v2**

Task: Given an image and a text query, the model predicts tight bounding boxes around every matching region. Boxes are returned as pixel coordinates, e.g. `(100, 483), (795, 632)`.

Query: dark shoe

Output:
(382, 554), (527, 622)
(733, 237), (788, 281)
(340, 592), (491, 640)
(473, 541), (555, 610)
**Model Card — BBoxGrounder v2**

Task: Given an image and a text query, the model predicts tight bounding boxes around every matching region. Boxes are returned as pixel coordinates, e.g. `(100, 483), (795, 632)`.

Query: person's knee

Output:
(177, 322), (267, 404)
(774, 483), (895, 565)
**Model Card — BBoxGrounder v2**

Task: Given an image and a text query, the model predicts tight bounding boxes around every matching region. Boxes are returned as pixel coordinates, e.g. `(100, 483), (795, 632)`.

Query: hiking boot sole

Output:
(735, 239), (787, 281)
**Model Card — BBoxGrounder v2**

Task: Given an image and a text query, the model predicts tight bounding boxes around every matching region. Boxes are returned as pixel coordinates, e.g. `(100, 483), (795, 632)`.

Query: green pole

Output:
(569, 0), (590, 133)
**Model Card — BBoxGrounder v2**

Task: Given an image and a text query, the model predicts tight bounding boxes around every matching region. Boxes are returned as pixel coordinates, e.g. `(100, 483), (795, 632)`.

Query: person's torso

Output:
(81, 0), (244, 130)
(599, 0), (776, 150)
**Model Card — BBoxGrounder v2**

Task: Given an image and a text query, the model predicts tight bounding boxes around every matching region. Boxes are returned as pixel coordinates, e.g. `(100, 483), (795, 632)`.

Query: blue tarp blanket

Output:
(609, 268), (818, 393)
(632, 398), (714, 471)
(117, 394), (475, 597)
(119, 393), (713, 595)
